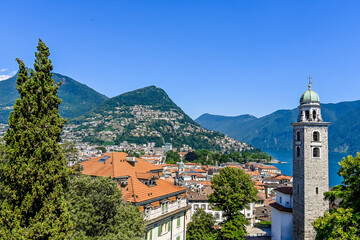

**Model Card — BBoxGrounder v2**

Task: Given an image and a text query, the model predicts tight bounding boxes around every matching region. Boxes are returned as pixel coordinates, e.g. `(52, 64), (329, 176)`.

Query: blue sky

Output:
(1, 1), (360, 119)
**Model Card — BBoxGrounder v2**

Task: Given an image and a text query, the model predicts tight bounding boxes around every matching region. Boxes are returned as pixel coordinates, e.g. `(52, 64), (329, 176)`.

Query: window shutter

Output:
(168, 221), (171, 232)
(149, 229), (152, 240)
(158, 225), (162, 236)
(177, 216), (181, 227)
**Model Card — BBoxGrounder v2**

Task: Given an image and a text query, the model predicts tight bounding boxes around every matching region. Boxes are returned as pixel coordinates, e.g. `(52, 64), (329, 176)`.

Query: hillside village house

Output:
(81, 152), (191, 240)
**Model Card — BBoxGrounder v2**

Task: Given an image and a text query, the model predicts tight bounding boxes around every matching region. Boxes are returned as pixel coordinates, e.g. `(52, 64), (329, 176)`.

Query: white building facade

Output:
(270, 187), (293, 240)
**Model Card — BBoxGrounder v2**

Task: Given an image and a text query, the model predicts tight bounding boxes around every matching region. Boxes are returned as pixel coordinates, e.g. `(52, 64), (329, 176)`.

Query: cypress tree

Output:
(0, 39), (71, 239)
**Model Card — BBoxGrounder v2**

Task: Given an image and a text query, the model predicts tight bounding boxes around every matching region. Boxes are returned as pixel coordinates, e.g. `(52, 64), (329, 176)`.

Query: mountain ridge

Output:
(64, 85), (250, 152)
(195, 100), (360, 153)
(0, 72), (109, 123)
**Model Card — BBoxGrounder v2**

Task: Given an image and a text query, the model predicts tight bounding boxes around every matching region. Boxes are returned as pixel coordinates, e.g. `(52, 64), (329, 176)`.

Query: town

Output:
(1, 1), (360, 239)
(73, 140), (290, 239)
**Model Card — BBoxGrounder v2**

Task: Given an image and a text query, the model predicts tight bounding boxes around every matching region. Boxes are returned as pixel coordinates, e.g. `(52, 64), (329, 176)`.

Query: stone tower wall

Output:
(292, 124), (329, 240)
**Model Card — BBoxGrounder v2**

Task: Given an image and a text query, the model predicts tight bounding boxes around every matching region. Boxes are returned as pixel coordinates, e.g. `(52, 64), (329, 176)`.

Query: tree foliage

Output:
(0, 39), (71, 238)
(166, 150), (180, 164)
(186, 209), (217, 240)
(209, 167), (257, 239)
(67, 175), (145, 240)
(184, 149), (272, 165)
(220, 214), (248, 240)
(313, 153), (360, 239)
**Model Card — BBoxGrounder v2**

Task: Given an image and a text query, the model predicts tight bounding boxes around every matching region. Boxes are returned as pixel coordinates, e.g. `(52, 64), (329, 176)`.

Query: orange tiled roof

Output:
(275, 175), (292, 180)
(81, 152), (185, 205)
(184, 162), (201, 166)
(227, 165), (243, 169)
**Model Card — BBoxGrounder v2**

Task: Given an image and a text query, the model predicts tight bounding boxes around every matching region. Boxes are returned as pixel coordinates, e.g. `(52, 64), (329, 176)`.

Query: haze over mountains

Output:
(195, 100), (360, 153)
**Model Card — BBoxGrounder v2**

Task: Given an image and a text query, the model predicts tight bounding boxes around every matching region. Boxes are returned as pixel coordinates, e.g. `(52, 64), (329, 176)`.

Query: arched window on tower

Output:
(296, 147), (300, 157)
(313, 110), (317, 120)
(313, 131), (320, 142)
(296, 131), (300, 141)
(305, 110), (310, 120)
(313, 147), (320, 158)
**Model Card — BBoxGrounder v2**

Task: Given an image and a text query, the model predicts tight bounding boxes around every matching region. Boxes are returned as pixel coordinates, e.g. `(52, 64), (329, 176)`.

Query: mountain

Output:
(0, 72), (108, 123)
(195, 100), (360, 153)
(64, 86), (250, 152)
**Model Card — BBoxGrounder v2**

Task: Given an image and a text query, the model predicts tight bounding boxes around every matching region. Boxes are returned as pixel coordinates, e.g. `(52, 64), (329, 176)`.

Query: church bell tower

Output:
(291, 79), (330, 239)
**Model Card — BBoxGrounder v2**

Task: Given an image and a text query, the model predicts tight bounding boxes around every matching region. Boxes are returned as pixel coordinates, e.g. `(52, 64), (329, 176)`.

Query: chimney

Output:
(126, 156), (136, 167)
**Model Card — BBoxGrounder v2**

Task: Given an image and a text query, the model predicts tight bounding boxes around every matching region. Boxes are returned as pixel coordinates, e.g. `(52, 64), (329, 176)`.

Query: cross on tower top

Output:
(307, 75), (313, 90)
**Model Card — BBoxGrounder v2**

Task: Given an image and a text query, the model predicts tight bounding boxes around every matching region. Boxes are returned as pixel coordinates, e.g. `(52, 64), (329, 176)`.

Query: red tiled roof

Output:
(81, 152), (185, 204)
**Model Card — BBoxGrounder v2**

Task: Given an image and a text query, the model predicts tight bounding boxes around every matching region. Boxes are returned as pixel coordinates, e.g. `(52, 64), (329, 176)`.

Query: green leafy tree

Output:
(313, 153), (360, 239)
(67, 175), (145, 239)
(209, 167), (257, 239)
(95, 146), (107, 153)
(220, 214), (248, 240)
(166, 150), (180, 163)
(0, 141), (7, 204)
(185, 151), (197, 161)
(186, 209), (217, 240)
(0, 40), (71, 238)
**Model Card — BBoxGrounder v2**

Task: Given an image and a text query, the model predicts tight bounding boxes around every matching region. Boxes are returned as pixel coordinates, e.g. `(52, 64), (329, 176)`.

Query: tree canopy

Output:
(209, 167), (257, 239)
(166, 150), (180, 164)
(184, 149), (272, 165)
(0, 39), (71, 238)
(67, 175), (145, 239)
(313, 153), (360, 239)
(186, 209), (217, 240)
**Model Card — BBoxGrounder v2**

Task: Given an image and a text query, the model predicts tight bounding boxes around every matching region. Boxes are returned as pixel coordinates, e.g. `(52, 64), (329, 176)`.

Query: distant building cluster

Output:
(79, 148), (292, 239)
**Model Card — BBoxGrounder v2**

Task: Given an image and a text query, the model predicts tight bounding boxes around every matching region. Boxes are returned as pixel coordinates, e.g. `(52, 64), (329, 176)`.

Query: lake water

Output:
(264, 149), (356, 187)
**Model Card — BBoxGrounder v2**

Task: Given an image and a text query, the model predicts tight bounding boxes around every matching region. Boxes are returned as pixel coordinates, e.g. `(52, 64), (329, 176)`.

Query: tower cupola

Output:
(297, 80), (323, 122)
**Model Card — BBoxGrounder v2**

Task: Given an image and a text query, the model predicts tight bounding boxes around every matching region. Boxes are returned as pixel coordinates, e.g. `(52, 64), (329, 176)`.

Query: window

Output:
(208, 205), (213, 210)
(194, 204), (199, 210)
(305, 110), (310, 120)
(296, 131), (300, 141)
(158, 225), (162, 237)
(145, 207), (151, 217)
(313, 110), (317, 120)
(313, 147), (320, 157)
(296, 147), (300, 157)
(247, 213), (250, 217)
(316, 187), (319, 194)
(279, 196), (282, 203)
(215, 213), (220, 219)
(148, 229), (152, 240)
(176, 236), (180, 240)
(313, 131), (320, 142)
(201, 204), (206, 210)
(158, 222), (171, 236)
(177, 216), (181, 227)
(177, 197), (181, 208)
(161, 202), (169, 214)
